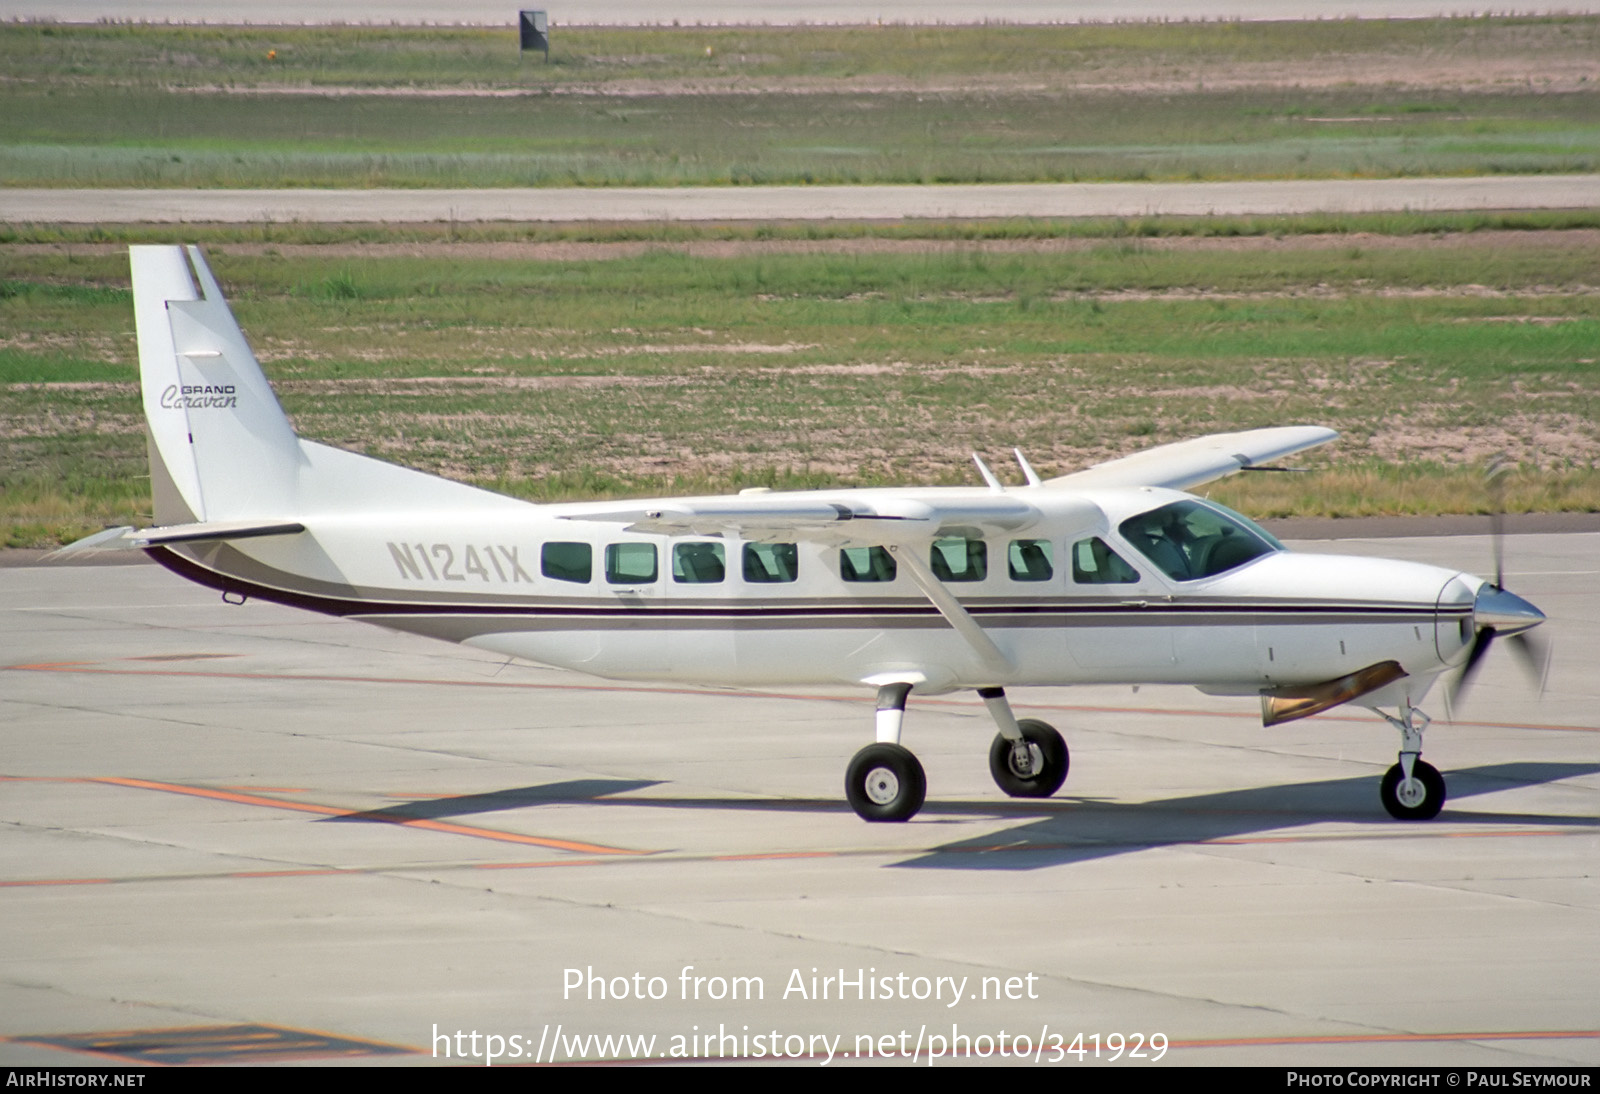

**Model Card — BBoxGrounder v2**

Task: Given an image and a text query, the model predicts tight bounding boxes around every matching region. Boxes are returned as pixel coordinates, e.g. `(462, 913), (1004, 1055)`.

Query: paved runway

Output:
(6, 176), (1600, 225)
(2, 532), (1595, 1066)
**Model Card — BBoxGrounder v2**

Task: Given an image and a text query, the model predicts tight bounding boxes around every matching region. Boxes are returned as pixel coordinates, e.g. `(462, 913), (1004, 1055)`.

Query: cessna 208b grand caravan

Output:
(79, 245), (1548, 823)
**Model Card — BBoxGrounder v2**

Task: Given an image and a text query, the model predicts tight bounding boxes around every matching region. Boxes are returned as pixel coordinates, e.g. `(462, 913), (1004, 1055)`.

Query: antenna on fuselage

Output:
(1013, 448), (1042, 487)
(972, 453), (1005, 493)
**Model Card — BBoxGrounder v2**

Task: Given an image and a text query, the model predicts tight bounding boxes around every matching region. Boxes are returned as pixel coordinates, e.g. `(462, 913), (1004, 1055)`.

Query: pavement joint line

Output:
(3, 1026), (1595, 1065)
(4, 660), (1595, 734)
(3, 820), (1593, 887)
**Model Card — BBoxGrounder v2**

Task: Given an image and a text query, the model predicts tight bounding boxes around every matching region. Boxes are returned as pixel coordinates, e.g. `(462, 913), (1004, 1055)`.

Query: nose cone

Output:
(1474, 583), (1545, 635)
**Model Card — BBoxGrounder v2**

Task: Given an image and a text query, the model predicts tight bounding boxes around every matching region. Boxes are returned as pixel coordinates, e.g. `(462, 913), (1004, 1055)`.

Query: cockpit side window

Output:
(1118, 499), (1277, 582)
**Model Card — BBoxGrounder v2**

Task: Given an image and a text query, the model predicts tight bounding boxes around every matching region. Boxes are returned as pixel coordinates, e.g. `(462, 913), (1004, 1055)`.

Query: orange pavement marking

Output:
(91, 776), (642, 856)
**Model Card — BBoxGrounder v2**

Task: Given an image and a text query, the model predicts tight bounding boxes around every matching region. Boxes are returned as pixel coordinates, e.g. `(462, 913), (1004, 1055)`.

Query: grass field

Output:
(4, 229), (1597, 546)
(3, 18), (1597, 543)
(2, 19), (1597, 188)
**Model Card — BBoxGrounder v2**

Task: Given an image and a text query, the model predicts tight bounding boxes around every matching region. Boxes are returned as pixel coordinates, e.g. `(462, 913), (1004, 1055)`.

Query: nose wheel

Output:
(845, 743), (926, 822)
(1380, 759), (1446, 820)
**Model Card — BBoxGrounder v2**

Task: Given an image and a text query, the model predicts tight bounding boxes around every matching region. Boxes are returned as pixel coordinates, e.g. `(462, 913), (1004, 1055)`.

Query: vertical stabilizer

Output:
(132, 246), (305, 524)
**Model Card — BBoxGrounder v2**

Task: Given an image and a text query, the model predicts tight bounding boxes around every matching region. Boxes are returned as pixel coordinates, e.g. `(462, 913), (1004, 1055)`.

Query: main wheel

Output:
(845, 743), (926, 822)
(1380, 759), (1446, 820)
(988, 718), (1069, 798)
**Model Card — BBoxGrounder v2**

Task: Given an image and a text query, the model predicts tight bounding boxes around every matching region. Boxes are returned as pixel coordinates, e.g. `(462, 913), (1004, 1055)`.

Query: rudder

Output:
(132, 245), (304, 524)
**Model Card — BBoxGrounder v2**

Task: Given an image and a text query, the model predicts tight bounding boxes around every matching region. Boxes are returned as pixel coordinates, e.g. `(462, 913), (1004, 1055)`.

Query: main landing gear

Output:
(1375, 700), (1447, 820)
(844, 683), (1069, 822)
(844, 682), (926, 822)
(979, 687), (1069, 799)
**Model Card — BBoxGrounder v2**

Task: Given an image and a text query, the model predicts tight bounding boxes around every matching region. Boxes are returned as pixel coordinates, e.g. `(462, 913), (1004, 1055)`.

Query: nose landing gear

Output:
(1376, 701), (1446, 820)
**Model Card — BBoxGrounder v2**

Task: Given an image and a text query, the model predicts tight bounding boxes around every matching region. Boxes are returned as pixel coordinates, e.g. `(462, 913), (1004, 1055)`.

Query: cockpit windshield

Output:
(1117, 499), (1280, 582)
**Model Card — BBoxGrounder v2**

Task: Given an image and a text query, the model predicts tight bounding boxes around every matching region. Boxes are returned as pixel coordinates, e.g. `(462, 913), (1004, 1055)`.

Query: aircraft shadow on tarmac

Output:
(321, 779), (662, 825)
(315, 765), (1597, 871)
(897, 761), (1600, 871)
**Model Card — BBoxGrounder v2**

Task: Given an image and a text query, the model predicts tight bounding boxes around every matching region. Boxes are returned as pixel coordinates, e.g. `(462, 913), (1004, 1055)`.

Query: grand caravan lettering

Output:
(161, 383), (238, 409)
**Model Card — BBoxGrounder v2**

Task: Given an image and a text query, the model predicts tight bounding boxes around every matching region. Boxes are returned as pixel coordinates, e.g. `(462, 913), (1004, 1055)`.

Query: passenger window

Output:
(742, 542), (798, 584)
(672, 542), (726, 584)
(1007, 538), (1053, 582)
(541, 541), (592, 584)
(605, 542), (658, 585)
(840, 546), (896, 583)
(930, 536), (986, 582)
(1071, 537), (1140, 584)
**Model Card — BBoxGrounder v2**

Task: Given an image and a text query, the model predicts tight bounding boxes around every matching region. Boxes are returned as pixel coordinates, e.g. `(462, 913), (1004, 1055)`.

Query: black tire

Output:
(988, 718), (1069, 798)
(1380, 760), (1446, 820)
(845, 743), (926, 822)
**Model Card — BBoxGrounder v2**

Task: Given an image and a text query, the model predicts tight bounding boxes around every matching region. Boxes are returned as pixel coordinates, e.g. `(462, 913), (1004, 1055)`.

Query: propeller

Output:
(1446, 456), (1552, 709)
(1450, 585), (1550, 706)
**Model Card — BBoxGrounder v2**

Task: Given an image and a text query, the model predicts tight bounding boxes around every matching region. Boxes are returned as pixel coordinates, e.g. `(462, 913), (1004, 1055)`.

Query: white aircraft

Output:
(69, 245), (1549, 823)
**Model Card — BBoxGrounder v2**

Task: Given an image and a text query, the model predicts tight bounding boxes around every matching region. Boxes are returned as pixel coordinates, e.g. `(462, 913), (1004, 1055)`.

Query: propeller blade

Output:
(1507, 630), (1553, 698)
(1485, 453), (1510, 589)
(1451, 462), (1550, 714)
(1449, 625), (1497, 707)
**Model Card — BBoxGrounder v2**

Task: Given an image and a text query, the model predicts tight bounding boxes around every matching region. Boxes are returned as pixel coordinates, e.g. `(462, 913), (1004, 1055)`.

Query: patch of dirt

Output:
(1084, 283), (1600, 303)
(593, 341), (816, 355)
(0, 333), (126, 362)
(12, 229), (1600, 265)
(0, 411), (143, 438)
(1368, 415), (1600, 469)
(164, 50), (1600, 97)
(274, 375), (690, 395)
(6, 381), (137, 393)
(1448, 315), (1585, 324)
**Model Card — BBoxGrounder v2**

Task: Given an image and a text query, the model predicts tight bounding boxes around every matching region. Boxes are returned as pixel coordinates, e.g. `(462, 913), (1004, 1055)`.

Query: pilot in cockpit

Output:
(1133, 507), (1193, 580)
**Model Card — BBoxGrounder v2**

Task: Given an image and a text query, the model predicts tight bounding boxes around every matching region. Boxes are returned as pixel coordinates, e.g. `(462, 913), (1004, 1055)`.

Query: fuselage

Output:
(149, 483), (1479, 696)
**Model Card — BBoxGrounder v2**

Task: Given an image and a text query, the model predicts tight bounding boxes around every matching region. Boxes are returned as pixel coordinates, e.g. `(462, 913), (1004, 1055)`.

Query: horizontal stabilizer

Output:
(1048, 426), (1338, 492)
(132, 520), (307, 546)
(40, 526), (142, 562)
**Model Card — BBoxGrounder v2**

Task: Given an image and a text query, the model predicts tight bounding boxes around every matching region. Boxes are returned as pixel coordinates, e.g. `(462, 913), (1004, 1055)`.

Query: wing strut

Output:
(888, 545), (1014, 675)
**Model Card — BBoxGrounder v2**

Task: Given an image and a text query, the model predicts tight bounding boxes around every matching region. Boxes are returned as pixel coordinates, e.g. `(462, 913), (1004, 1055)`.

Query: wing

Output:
(1044, 426), (1337, 492)
(555, 493), (1044, 546)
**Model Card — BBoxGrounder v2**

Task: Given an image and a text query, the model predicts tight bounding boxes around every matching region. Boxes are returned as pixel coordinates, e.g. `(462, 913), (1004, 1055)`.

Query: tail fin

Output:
(132, 245), (304, 524)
